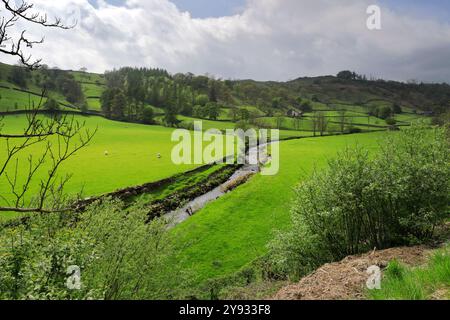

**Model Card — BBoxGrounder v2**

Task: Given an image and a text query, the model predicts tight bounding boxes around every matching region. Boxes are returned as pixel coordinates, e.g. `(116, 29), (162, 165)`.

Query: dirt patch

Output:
(272, 246), (431, 300)
(430, 287), (449, 300)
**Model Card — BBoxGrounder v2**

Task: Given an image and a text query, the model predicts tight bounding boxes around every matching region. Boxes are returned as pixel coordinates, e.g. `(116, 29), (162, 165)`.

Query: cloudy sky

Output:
(3, 0), (450, 82)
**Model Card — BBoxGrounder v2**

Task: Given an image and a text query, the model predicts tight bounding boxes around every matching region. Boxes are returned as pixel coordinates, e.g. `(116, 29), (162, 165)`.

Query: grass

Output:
(86, 98), (102, 111)
(170, 131), (388, 287)
(132, 164), (226, 204)
(0, 115), (208, 221)
(81, 82), (105, 98)
(0, 87), (75, 112)
(178, 116), (237, 131)
(178, 116), (320, 140)
(256, 116), (386, 133)
(370, 245), (450, 300)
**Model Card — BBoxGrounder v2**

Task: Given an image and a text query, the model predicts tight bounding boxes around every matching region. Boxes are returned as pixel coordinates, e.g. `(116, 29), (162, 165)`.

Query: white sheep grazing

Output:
(104, 151), (109, 156)
(157, 153), (161, 159)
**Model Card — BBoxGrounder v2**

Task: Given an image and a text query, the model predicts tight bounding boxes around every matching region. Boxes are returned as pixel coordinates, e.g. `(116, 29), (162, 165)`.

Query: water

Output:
(164, 143), (270, 227)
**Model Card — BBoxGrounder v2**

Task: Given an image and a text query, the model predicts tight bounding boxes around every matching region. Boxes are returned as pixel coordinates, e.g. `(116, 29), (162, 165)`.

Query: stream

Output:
(164, 143), (271, 227)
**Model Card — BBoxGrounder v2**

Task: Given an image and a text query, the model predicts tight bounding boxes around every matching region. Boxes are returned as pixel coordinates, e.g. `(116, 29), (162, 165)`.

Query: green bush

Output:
(0, 200), (188, 300)
(44, 98), (60, 112)
(269, 125), (450, 279)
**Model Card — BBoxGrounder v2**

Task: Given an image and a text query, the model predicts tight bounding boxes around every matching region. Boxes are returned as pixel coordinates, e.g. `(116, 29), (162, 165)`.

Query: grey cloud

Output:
(4, 0), (450, 82)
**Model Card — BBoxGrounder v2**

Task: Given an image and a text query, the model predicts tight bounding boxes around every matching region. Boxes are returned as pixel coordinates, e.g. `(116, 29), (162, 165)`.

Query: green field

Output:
(171, 131), (388, 287)
(0, 87), (77, 112)
(0, 115), (206, 219)
(81, 82), (105, 98)
(86, 97), (102, 111)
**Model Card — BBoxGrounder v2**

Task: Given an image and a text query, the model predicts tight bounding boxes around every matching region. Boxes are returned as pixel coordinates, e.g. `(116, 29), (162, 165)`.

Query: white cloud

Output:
(4, 0), (450, 82)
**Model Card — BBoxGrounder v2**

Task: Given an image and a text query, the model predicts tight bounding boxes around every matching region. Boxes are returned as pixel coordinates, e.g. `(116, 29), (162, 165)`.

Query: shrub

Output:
(346, 126), (362, 134)
(0, 200), (188, 300)
(385, 118), (397, 126)
(44, 98), (60, 112)
(269, 125), (450, 278)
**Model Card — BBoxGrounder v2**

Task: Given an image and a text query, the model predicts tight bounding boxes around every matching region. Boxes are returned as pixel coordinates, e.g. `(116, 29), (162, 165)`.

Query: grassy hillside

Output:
(0, 62), (106, 112)
(0, 114), (204, 220)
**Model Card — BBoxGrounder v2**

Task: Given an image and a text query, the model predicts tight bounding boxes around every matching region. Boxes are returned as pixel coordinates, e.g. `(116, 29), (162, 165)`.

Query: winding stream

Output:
(164, 143), (271, 227)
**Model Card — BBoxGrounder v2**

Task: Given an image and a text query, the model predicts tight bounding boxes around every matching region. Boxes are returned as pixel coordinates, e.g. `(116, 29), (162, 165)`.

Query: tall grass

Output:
(370, 245), (450, 300)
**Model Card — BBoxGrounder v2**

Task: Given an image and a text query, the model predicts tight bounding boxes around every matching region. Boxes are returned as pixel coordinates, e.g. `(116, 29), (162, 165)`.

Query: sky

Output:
(2, 0), (450, 82)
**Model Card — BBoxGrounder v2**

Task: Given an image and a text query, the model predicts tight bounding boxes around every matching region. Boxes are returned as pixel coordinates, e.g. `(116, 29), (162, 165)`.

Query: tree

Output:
(269, 126), (449, 277)
(206, 102), (220, 120)
(311, 112), (318, 136)
(9, 65), (27, 87)
(164, 105), (178, 127)
(111, 89), (126, 120)
(44, 97), (59, 112)
(338, 110), (347, 134)
(386, 118), (397, 126)
(0, 2), (95, 215)
(317, 112), (328, 136)
(0, 0), (73, 68)
(337, 70), (354, 80)
(271, 97), (282, 109)
(195, 94), (209, 107)
(240, 108), (250, 121)
(208, 80), (218, 103)
(61, 76), (84, 104)
(378, 106), (393, 120)
(229, 106), (239, 122)
(141, 106), (154, 124)
(299, 100), (313, 113)
(391, 103), (403, 114)
(337, 70), (360, 80)
(0, 91), (96, 214)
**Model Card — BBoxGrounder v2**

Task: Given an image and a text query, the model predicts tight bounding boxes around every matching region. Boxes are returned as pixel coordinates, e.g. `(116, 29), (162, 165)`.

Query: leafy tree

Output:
(378, 106), (393, 120)
(229, 106), (239, 122)
(271, 97), (282, 109)
(240, 108), (250, 121)
(391, 103), (403, 114)
(111, 89), (126, 120)
(44, 98), (60, 112)
(164, 104), (178, 127)
(61, 77), (84, 104)
(299, 100), (313, 113)
(141, 106), (155, 124)
(337, 70), (354, 80)
(181, 104), (193, 117)
(9, 66), (27, 88)
(386, 118), (397, 126)
(195, 94), (209, 107)
(269, 125), (450, 278)
(206, 102), (220, 120)
(208, 80), (218, 102)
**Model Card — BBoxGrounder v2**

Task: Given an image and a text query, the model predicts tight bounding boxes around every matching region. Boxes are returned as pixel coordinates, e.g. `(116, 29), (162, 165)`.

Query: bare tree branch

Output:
(0, 90), (97, 215)
(0, 0), (75, 69)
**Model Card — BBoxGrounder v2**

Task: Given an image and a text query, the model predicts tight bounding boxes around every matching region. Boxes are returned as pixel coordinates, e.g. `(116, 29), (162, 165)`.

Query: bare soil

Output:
(273, 246), (431, 300)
